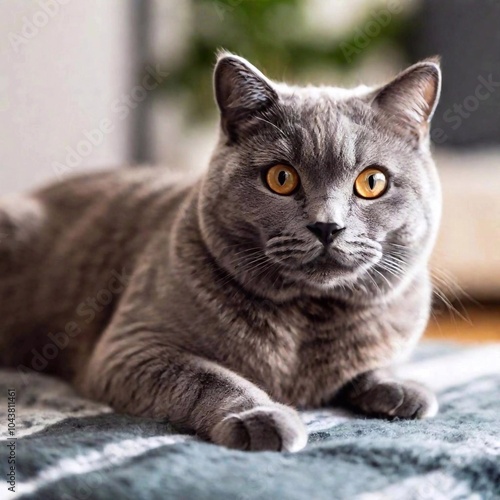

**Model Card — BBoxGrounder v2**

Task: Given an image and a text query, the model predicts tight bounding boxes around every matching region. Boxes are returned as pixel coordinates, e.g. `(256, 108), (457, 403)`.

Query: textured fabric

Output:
(1, 343), (499, 500)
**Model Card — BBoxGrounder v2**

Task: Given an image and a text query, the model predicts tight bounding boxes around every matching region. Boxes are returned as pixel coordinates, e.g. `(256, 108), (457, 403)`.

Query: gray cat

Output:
(0, 52), (442, 452)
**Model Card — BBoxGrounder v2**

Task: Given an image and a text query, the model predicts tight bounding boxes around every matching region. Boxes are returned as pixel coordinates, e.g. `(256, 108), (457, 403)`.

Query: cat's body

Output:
(0, 54), (442, 451)
(0, 169), (188, 378)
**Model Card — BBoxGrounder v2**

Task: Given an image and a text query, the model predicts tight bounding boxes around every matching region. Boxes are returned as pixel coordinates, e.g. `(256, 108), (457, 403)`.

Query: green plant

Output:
(155, 0), (410, 119)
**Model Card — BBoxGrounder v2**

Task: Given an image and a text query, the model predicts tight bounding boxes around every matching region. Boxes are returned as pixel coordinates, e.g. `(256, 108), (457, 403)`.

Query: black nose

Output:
(306, 222), (345, 246)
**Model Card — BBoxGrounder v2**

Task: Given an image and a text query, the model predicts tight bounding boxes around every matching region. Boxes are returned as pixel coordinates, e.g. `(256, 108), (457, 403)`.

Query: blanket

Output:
(1, 342), (499, 500)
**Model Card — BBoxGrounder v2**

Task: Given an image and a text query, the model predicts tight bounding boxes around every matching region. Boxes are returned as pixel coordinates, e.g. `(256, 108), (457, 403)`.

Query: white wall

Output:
(0, 0), (134, 195)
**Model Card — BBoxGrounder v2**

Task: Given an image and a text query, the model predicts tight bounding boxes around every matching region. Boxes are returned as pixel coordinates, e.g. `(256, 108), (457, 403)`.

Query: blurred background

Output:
(1, 0), (499, 341)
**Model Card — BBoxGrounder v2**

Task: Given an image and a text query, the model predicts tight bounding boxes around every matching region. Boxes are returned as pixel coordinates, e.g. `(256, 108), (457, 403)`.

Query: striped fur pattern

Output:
(0, 54), (442, 451)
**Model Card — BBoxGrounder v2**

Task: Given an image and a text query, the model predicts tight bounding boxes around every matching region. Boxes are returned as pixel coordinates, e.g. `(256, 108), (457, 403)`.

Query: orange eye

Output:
(266, 164), (300, 195)
(354, 168), (388, 199)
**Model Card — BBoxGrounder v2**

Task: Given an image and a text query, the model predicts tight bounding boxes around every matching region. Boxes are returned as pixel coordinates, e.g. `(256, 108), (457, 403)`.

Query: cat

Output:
(0, 52), (442, 452)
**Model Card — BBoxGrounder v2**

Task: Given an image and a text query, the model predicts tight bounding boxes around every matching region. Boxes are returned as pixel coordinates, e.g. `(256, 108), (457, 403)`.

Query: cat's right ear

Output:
(368, 59), (441, 144)
(214, 52), (278, 141)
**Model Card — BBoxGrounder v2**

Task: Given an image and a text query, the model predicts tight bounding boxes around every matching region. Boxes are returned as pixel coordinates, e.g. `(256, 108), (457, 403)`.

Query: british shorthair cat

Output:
(0, 52), (442, 451)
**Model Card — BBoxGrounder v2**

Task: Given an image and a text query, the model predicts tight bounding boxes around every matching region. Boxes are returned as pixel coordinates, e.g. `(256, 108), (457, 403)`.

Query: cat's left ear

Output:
(369, 58), (441, 142)
(214, 52), (278, 141)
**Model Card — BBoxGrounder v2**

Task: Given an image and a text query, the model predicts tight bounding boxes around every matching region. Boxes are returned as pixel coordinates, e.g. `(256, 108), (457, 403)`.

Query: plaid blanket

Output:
(1, 342), (499, 500)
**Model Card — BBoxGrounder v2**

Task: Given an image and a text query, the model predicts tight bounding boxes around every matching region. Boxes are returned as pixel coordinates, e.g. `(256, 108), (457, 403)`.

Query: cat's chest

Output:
(241, 299), (396, 406)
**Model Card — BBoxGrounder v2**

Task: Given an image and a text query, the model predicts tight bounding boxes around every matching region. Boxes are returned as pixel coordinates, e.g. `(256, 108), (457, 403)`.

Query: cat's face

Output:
(199, 54), (442, 300)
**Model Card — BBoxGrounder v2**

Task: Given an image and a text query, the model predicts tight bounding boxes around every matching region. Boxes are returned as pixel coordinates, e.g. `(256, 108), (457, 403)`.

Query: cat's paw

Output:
(211, 403), (308, 452)
(350, 380), (438, 420)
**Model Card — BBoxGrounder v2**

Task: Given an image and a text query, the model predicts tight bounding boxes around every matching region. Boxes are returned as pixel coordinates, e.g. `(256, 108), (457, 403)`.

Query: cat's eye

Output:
(354, 168), (388, 199)
(266, 164), (300, 195)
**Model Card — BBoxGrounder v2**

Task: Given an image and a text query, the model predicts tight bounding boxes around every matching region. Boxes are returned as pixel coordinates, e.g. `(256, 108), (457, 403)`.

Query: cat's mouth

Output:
(301, 251), (358, 274)
(273, 248), (364, 286)
(278, 243), (383, 286)
(262, 237), (383, 287)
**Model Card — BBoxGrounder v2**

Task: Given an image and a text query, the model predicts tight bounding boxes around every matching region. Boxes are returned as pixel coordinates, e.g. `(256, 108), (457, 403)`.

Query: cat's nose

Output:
(306, 222), (345, 246)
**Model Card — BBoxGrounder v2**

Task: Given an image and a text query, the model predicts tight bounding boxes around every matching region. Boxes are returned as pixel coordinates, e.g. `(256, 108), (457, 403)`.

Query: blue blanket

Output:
(1, 343), (499, 499)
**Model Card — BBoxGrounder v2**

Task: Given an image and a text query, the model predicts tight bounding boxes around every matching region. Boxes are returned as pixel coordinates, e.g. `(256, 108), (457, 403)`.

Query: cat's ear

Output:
(369, 58), (441, 142)
(214, 52), (278, 140)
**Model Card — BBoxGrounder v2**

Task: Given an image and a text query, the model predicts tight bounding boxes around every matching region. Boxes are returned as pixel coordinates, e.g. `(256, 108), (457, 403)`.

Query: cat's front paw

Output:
(350, 380), (438, 420)
(211, 403), (307, 452)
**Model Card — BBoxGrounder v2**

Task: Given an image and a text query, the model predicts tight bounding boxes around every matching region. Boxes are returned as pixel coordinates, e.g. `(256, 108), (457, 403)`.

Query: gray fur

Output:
(0, 53), (442, 451)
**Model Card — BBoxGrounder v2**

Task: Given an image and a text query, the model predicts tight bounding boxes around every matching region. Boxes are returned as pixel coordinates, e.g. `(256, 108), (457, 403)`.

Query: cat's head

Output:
(199, 52), (442, 301)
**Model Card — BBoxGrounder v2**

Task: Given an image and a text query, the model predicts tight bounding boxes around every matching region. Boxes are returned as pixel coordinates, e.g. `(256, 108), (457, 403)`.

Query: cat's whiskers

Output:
(357, 266), (379, 296)
(386, 252), (409, 266)
(212, 250), (267, 288)
(213, 258), (269, 290)
(353, 255), (382, 296)
(233, 251), (268, 268)
(430, 266), (475, 303)
(213, 236), (318, 290)
(219, 244), (262, 258)
(386, 247), (471, 319)
(384, 249), (472, 324)
(429, 269), (472, 324)
(369, 267), (392, 289)
(244, 260), (277, 289)
(377, 263), (402, 280)
(262, 259), (284, 291)
(381, 258), (406, 277)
